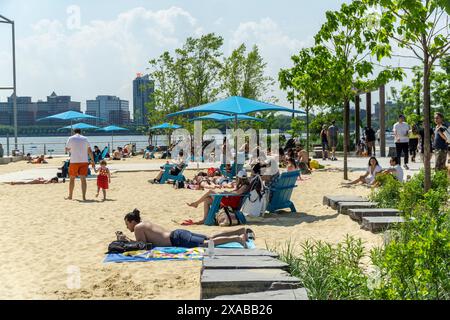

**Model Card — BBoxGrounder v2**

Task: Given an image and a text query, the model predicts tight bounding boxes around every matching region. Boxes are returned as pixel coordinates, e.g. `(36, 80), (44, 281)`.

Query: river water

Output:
(0, 135), (166, 156)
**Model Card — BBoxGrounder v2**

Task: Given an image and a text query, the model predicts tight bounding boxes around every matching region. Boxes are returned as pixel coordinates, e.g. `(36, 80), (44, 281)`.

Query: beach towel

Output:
(103, 240), (255, 263)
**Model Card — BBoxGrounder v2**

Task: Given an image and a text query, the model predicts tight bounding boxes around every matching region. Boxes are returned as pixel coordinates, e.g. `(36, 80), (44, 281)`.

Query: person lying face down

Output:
(121, 208), (254, 248)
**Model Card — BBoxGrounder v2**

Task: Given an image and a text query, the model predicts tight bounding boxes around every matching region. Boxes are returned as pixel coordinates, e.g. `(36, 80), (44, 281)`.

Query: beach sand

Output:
(0, 157), (382, 299)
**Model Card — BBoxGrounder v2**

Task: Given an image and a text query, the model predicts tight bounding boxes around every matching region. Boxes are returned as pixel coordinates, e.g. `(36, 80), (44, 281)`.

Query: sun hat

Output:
(237, 169), (247, 178)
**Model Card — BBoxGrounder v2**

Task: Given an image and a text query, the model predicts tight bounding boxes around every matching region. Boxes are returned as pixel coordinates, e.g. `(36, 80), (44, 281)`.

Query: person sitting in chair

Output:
(119, 208), (255, 248)
(153, 150), (186, 183)
(186, 170), (250, 225)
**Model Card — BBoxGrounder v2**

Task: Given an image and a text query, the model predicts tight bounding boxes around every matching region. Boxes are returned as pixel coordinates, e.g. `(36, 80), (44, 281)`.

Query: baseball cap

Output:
(237, 170), (247, 178)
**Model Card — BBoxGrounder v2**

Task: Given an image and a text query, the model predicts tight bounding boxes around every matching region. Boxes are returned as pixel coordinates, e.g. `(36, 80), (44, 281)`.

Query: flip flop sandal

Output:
(246, 228), (256, 240)
(181, 219), (194, 226)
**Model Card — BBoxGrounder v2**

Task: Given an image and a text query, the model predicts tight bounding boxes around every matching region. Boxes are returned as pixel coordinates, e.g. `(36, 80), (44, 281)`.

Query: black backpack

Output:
(107, 241), (152, 254)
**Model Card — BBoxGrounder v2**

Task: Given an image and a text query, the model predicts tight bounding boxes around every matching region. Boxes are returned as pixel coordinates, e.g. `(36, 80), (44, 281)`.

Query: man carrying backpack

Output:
(433, 112), (449, 171)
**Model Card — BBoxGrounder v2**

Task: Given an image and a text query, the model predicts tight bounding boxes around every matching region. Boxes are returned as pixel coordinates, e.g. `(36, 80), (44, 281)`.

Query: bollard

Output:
(6, 133), (10, 156)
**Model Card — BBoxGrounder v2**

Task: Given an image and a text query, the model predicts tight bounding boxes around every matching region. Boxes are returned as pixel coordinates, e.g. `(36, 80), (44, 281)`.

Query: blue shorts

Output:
(169, 229), (208, 248)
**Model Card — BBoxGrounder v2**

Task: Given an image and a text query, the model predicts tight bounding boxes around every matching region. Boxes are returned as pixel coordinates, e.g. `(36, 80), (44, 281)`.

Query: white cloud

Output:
(1, 6), (199, 109)
(229, 18), (310, 103)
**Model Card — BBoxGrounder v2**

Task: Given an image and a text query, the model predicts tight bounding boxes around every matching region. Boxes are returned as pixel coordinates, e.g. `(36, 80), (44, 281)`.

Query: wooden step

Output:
(200, 268), (301, 299)
(209, 288), (308, 300)
(213, 248), (278, 258)
(337, 201), (377, 214)
(323, 195), (366, 208)
(361, 216), (405, 232)
(203, 256), (288, 270)
(348, 208), (401, 222)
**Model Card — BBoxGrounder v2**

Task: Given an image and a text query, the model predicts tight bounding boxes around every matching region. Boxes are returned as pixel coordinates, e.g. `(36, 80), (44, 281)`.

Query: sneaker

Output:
(404, 164), (409, 170)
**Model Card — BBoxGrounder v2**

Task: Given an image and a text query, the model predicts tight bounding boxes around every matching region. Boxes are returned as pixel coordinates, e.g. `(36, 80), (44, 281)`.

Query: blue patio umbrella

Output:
(37, 110), (101, 133)
(189, 113), (265, 122)
(57, 122), (99, 131)
(167, 96), (304, 173)
(150, 123), (182, 130)
(96, 125), (129, 150)
(149, 123), (182, 146)
(167, 96), (306, 117)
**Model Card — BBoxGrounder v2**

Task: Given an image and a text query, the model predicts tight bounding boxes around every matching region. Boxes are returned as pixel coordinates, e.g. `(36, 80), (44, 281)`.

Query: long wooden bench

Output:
(337, 201), (377, 214)
(201, 268), (301, 299)
(361, 216), (405, 232)
(323, 195), (367, 209)
(348, 208), (400, 222)
(209, 288), (308, 300)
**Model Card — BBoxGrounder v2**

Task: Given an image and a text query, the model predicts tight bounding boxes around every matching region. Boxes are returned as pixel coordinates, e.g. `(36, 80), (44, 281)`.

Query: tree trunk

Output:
(355, 95), (360, 148)
(366, 92), (372, 128)
(343, 99), (350, 180)
(306, 105), (310, 152)
(423, 58), (432, 192)
(379, 84), (386, 157)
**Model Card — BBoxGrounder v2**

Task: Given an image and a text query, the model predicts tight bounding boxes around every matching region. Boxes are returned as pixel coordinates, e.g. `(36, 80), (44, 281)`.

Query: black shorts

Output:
(170, 167), (182, 176)
(169, 229), (208, 248)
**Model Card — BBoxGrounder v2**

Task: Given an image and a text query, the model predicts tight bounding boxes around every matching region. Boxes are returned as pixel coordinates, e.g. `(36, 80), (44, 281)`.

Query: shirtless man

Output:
(120, 209), (254, 248)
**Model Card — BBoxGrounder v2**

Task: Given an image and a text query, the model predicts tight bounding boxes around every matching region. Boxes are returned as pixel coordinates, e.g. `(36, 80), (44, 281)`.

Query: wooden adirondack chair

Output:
(159, 163), (187, 184)
(265, 170), (300, 214)
(204, 193), (248, 226)
(220, 163), (244, 179)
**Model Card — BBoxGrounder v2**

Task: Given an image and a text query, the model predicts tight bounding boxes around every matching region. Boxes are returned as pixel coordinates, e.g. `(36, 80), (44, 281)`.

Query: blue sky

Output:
(0, 0), (411, 114)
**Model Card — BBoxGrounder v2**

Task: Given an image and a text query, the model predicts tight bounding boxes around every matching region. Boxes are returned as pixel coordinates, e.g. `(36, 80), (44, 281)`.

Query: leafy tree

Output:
(279, 46), (334, 152)
(221, 44), (274, 100)
(315, 0), (403, 179)
(365, 0), (450, 190)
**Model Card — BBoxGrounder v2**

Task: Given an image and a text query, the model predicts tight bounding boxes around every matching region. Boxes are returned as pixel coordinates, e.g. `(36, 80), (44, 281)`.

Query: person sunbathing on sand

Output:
(9, 177), (59, 185)
(28, 155), (48, 164)
(119, 208), (255, 248)
(186, 170), (250, 225)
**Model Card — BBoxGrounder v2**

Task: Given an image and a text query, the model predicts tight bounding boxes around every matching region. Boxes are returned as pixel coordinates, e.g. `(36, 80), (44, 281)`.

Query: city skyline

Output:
(0, 0), (419, 114)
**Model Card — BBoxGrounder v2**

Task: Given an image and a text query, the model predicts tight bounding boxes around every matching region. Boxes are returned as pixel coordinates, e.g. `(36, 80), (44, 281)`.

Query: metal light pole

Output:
(0, 15), (18, 150)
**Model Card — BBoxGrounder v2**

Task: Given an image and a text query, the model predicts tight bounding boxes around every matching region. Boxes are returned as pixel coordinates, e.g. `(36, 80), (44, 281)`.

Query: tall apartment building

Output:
(0, 96), (37, 126)
(86, 95), (130, 125)
(132, 74), (154, 125)
(36, 92), (81, 125)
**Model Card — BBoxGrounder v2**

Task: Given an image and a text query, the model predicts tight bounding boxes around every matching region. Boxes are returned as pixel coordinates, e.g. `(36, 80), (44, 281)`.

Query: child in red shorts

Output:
(95, 160), (111, 201)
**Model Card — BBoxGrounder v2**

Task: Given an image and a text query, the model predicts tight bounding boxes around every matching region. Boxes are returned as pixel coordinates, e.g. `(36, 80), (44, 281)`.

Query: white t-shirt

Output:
(392, 164), (404, 182)
(365, 164), (382, 185)
(66, 134), (91, 163)
(393, 122), (410, 143)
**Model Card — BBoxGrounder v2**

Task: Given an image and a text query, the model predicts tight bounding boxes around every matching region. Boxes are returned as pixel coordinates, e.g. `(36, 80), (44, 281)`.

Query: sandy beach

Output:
(0, 156), (382, 299)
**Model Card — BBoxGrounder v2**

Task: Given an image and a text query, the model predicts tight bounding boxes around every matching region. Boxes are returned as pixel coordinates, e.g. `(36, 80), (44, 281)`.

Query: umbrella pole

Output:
(234, 114), (238, 177)
(112, 131), (114, 150)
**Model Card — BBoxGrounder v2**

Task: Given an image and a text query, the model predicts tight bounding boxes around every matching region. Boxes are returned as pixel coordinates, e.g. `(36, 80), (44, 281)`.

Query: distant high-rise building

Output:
(0, 96), (37, 126)
(133, 74), (154, 125)
(86, 95), (130, 125)
(36, 92), (81, 125)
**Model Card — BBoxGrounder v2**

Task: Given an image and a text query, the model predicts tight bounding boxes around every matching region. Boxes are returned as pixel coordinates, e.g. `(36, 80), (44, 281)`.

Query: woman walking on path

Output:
(320, 125), (329, 161)
(408, 124), (420, 163)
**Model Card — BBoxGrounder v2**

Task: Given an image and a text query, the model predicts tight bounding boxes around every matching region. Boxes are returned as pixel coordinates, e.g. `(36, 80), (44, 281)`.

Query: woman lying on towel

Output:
(185, 170), (250, 225)
(8, 177), (59, 185)
(185, 170), (232, 190)
(120, 208), (255, 248)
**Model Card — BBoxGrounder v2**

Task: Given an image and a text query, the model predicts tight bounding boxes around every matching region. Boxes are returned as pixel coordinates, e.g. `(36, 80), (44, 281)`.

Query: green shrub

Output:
(369, 174), (402, 208)
(270, 236), (371, 300)
(371, 190), (450, 300)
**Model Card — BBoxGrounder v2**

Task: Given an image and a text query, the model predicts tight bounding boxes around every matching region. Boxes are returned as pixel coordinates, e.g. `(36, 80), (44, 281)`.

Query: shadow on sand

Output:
(247, 212), (340, 227)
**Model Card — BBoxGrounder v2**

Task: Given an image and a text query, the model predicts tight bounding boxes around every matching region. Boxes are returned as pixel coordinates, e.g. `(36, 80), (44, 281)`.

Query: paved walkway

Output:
(0, 161), (217, 182)
(0, 156), (430, 183)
